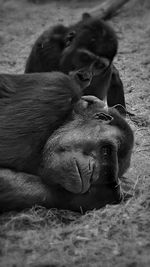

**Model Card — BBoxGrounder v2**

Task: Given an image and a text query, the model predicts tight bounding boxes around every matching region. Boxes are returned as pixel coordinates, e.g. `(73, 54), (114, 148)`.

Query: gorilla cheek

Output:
(42, 152), (99, 194)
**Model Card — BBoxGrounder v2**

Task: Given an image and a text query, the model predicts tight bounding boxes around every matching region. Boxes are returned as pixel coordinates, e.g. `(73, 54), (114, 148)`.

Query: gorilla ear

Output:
(113, 104), (136, 118)
(65, 31), (76, 47)
(82, 12), (91, 21)
(113, 104), (126, 114)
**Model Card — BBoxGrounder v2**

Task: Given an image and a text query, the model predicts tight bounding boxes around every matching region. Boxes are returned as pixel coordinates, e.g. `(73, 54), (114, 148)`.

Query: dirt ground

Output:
(0, 0), (150, 266)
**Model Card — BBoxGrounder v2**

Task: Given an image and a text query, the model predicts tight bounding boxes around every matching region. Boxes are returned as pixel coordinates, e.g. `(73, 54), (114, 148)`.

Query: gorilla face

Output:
(59, 18), (118, 101)
(60, 18), (118, 74)
(40, 99), (134, 203)
(25, 15), (125, 110)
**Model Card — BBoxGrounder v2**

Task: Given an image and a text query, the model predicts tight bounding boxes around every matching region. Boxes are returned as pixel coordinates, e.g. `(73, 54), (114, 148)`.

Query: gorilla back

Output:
(0, 72), (83, 174)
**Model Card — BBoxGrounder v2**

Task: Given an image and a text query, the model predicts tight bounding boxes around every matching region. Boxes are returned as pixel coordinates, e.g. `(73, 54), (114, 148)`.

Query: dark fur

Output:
(0, 74), (134, 212)
(25, 15), (125, 110)
(0, 72), (82, 174)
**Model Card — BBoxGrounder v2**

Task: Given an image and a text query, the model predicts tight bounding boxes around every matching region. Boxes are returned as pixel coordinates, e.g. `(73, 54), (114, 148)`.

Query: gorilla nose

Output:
(76, 72), (85, 81)
(101, 145), (112, 159)
(76, 70), (92, 83)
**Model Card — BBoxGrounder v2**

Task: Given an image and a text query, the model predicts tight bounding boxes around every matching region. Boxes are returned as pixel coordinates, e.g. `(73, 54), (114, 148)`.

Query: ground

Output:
(0, 0), (150, 266)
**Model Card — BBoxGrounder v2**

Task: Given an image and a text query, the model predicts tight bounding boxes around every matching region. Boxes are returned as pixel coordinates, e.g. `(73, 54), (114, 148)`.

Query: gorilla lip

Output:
(72, 69), (93, 89)
(77, 70), (92, 82)
(74, 158), (94, 194)
(74, 159), (83, 193)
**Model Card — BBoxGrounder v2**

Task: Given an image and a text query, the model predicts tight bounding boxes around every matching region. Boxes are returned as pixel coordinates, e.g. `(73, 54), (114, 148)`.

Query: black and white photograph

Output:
(0, 0), (150, 266)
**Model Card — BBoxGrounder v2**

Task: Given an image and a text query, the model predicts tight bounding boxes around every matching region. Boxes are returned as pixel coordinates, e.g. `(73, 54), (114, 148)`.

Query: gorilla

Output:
(0, 71), (134, 213)
(25, 14), (125, 111)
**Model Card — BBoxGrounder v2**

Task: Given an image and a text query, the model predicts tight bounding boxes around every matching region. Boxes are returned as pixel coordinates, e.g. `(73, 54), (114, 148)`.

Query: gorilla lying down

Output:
(0, 71), (134, 213)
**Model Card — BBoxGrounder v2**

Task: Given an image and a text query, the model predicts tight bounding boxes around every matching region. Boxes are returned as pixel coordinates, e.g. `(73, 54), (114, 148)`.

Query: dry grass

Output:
(0, 0), (150, 266)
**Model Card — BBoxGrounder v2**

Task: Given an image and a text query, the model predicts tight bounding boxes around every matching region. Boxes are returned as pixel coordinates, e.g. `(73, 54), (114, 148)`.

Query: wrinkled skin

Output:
(25, 14), (125, 111)
(0, 71), (134, 212)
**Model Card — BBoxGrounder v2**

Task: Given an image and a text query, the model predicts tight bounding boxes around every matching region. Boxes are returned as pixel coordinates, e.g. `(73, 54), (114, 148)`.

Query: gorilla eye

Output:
(94, 57), (110, 70)
(80, 52), (91, 63)
(94, 112), (113, 122)
(94, 60), (105, 70)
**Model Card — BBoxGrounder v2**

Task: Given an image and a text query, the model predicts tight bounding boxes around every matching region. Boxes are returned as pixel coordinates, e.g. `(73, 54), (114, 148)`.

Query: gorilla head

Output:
(39, 98), (134, 211)
(25, 15), (126, 109)
(60, 15), (118, 73)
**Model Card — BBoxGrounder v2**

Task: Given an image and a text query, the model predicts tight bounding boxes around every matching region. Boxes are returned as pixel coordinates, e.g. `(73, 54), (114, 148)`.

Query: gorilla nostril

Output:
(76, 71), (90, 82)
(101, 145), (112, 158)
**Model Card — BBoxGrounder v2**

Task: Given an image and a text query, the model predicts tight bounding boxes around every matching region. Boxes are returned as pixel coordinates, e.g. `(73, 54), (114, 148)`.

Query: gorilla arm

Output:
(0, 169), (55, 212)
(0, 167), (118, 213)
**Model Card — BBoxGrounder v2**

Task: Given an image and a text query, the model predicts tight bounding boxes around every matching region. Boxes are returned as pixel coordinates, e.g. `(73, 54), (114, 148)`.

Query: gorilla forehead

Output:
(72, 18), (118, 59)
(57, 123), (118, 151)
(46, 104), (119, 153)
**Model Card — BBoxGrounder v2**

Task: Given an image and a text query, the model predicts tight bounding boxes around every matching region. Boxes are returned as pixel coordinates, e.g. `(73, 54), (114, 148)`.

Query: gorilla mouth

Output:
(76, 71), (91, 82)
(69, 69), (93, 89)
(74, 158), (94, 194)
(75, 70), (93, 88)
(71, 144), (121, 195)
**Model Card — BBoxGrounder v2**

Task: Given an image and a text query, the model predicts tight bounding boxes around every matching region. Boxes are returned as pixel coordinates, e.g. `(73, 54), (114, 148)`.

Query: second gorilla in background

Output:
(25, 14), (125, 111)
